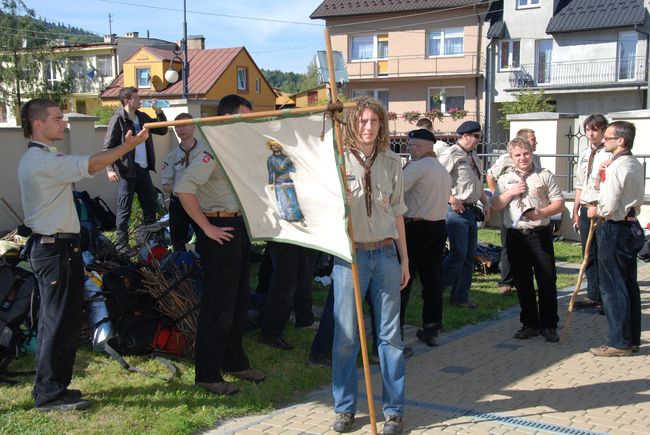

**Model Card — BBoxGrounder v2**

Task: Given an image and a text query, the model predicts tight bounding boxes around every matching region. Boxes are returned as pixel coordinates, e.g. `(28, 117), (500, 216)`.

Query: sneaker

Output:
(403, 346), (414, 359)
(259, 336), (294, 351)
(382, 415), (403, 434)
(498, 284), (514, 296)
(36, 394), (91, 412)
(514, 326), (539, 340)
(308, 353), (332, 368)
(225, 368), (266, 383)
(416, 328), (439, 347)
(540, 328), (559, 343)
(590, 344), (632, 357)
(573, 297), (601, 309)
(195, 381), (239, 395)
(333, 412), (355, 433)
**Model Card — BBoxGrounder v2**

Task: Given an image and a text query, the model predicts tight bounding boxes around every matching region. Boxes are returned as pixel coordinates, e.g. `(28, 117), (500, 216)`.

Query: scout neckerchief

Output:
(349, 147), (378, 217)
(179, 139), (197, 168)
(28, 141), (52, 150)
(513, 163), (535, 209)
(594, 149), (630, 191)
(459, 144), (481, 179)
(586, 143), (604, 183)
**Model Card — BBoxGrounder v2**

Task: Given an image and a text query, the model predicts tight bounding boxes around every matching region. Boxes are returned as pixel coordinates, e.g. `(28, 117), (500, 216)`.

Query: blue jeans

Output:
(443, 206), (477, 303)
(332, 243), (405, 417)
(597, 221), (644, 348)
(579, 206), (601, 302)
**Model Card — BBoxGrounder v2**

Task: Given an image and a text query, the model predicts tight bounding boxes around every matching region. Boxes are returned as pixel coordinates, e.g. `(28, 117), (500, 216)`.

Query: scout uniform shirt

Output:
(496, 165), (563, 230)
(17, 142), (91, 235)
(597, 153), (644, 221)
(487, 152), (542, 181)
(345, 148), (407, 243)
(162, 139), (203, 189)
(576, 145), (611, 205)
(439, 144), (483, 204)
(403, 155), (451, 221)
(173, 141), (239, 213)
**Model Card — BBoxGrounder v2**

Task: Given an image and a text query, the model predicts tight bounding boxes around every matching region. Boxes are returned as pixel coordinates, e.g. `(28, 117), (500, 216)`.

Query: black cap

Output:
(456, 120), (481, 135)
(408, 128), (436, 142)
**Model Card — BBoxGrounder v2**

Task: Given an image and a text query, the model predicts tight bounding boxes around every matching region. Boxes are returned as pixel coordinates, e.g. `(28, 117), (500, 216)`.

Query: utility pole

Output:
(108, 13), (112, 35)
(182, 0), (189, 99)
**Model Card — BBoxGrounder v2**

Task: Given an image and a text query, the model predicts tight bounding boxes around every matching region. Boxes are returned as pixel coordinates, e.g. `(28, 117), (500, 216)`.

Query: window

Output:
(96, 55), (113, 77)
(136, 68), (151, 88)
(500, 40), (520, 70)
(46, 60), (60, 86)
(69, 56), (84, 78)
(517, 0), (540, 9)
(255, 78), (261, 93)
(351, 89), (389, 108)
(535, 39), (553, 84)
(427, 28), (464, 57)
(237, 66), (248, 91)
(350, 34), (389, 60)
(618, 31), (638, 80)
(428, 87), (465, 113)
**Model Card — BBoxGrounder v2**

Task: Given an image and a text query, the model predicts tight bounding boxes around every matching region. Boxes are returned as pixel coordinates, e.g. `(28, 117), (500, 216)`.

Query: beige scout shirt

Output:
(576, 145), (611, 205)
(496, 166), (563, 230)
(174, 142), (239, 213)
(403, 156), (451, 221)
(17, 143), (91, 235)
(345, 148), (407, 243)
(597, 154), (644, 221)
(438, 144), (483, 204)
(487, 153), (542, 180)
(161, 140), (204, 188)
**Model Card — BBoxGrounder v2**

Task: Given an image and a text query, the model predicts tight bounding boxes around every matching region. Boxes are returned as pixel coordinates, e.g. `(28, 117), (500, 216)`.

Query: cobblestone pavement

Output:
(211, 262), (650, 434)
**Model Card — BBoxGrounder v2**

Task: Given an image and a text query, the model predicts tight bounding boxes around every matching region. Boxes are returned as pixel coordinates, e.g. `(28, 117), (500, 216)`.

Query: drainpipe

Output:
(474, 4), (483, 128)
(634, 24), (649, 109)
(485, 40), (494, 147)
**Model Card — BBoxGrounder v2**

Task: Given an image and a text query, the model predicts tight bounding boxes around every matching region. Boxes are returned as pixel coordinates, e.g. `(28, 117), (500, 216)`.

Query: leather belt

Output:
(354, 238), (394, 251)
(205, 211), (240, 218)
(33, 233), (79, 244)
(609, 217), (637, 223)
(404, 217), (425, 223)
(508, 225), (550, 235)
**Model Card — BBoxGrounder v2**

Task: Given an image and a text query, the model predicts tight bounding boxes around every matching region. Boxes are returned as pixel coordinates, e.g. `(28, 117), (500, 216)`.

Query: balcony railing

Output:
(508, 56), (647, 89)
(346, 54), (484, 79)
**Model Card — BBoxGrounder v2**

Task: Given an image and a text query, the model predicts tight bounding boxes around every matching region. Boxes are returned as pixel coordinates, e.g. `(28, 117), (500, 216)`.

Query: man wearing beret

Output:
(401, 129), (451, 346)
(438, 121), (491, 308)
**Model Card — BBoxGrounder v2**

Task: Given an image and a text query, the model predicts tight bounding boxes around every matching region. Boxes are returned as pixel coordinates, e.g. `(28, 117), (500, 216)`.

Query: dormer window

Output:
(136, 67), (151, 88)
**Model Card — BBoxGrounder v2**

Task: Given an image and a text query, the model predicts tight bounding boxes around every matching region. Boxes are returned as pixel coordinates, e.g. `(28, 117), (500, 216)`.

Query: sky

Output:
(27, 0), (327, 73)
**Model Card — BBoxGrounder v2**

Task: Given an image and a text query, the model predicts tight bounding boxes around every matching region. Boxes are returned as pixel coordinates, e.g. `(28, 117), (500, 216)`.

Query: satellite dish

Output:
(315, 51), (349, 86)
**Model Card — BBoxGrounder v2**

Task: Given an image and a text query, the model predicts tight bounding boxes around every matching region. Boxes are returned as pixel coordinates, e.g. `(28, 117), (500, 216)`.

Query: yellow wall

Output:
(123, 48), (169, 91)
(293, 86), (329, 107)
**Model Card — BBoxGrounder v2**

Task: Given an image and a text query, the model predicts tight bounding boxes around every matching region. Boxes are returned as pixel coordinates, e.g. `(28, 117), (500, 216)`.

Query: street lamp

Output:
(164, 0), (189, 99)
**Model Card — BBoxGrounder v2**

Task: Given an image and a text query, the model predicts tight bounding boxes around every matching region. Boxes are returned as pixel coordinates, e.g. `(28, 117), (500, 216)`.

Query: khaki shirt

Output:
(597, 154), (644, 221)
(174, 142), (239, 213)
(576, 145), (611, 205)
(345, 148), (407, 243)
(403, 156), (451, 221)
(161, 140), (204, 188)
(17, 143), (91, 235)
(439, 144), (483, 204)
(487, 153), (542, 180)
(496, 166), (563, 230)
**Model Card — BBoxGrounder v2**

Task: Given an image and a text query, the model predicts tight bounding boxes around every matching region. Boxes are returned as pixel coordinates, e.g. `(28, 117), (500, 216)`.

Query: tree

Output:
(0, 0), (73, 122)
(497, 89), (555, 130)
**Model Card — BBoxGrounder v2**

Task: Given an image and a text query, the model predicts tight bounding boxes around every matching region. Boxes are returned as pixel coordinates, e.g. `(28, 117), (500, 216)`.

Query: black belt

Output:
(34, 232), (79, 239)
(508, 225), (550, 235)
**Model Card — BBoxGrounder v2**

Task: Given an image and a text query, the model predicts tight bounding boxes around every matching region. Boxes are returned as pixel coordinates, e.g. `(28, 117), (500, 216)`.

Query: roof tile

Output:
(310, 0), (485, 19)
(546, 0), (645, 34)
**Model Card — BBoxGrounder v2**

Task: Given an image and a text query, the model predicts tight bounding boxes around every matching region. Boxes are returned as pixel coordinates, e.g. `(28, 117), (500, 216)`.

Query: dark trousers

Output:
(497, 227), (514, 287)
(401, 219), (447, 328)
(28, 236), (83, 407)
(194, 216), (250, 383)
(261, 243), (316, 339)
(169, 194), (193, 252)
(579, 205), (601, 302)
(310, 285), (334, 358)
(115, 165), (157, 243)
(597, 221), (644, 348)
(507, 226), (559, 329)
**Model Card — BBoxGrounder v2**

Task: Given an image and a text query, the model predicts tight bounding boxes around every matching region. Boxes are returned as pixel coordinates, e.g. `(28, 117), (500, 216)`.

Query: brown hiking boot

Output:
(195, 381), (239, 395)
(573, 297), (601, 309)
(225, 368), (266, 383)
(333, 412), (355, 433)
(590, 345), (632, 357)
(514, 326), (539, 340)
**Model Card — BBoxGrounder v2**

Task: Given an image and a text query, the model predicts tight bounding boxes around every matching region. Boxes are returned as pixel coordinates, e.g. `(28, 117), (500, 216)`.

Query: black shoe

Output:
(540, 328), (559, 343)
(403, 346), (414, 359)
(65, 389), (82, 399)
(308, 353), (332, 368)
(36, 395), (91, 412)
(225, 368), (266, 383)
(573, 297), (601, 309)
(195, 381), (239, 395)
(416, 328), (440, 346)
(514, 326), (539, 339)
(631, 345), (640, 353)
(333, 412), (355, 433)
(259, 336), (294, 351)
(454, 300), (478, 308)
(382, 415), (403, 434)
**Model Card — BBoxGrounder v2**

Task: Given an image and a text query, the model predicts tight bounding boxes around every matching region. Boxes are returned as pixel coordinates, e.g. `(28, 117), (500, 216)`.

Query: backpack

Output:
(0, 262), (37, 384)
(86, 195), (117, 232)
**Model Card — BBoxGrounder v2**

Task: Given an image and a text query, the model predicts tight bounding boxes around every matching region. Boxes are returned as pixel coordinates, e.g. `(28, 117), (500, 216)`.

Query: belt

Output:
(354, 238), (394, 251)
(509, 225), (550, 235)
(205, 211), (241, 218)
(404, 217), (425, 223)
(609, 217), (638, 224)
(33, 233), (80, 244)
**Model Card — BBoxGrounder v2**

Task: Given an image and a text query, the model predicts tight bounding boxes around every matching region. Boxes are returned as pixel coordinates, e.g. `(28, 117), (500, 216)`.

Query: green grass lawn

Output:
(0, 227), (582, 434)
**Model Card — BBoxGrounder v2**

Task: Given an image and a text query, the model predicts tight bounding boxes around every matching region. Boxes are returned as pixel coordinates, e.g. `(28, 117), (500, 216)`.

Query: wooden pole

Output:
(324, 27), (378, 435)
(143, 102), (357, 130)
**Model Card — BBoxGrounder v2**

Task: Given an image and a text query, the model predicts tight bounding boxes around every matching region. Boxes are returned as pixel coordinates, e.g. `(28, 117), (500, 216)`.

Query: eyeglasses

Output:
(407, 142), (419, 147)
(603, 136), (620, 142)
(472, 133), (482, 140)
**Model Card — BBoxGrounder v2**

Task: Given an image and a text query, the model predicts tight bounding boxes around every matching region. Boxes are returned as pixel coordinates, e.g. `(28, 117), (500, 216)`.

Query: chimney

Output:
(187, 35), (205, 50)
(104, 34), (116, 43)
(125, 31), (139, 38)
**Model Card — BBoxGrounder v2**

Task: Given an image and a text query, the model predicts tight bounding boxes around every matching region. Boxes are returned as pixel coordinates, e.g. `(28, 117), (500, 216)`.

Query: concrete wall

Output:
(0, 114), (176, 232)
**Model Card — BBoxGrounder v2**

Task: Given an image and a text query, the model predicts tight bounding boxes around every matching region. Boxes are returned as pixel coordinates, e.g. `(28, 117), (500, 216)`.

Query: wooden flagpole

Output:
(324, 27), (378, 435)
(143, 102), (357, 130)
